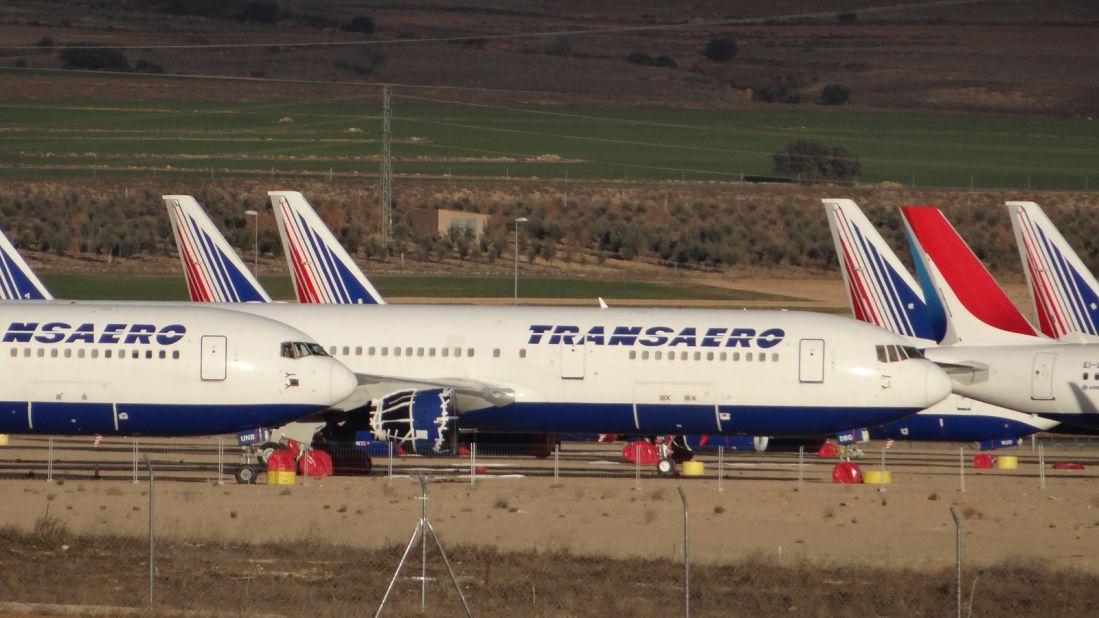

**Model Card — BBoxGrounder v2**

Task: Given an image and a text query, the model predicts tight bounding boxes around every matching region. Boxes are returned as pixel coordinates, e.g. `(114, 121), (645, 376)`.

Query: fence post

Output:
(553, 443), (560, 488)
(387, 440), (394, 488)
(1039, 444), (1046, 490)
(798, 445), (805, 492)
(217, 437), (224, 485)
(145, 455), (156, 607)
(950, 505), (961, 618)
(717, 446), (724, 493)
(678, 487), (690, 618)
(959, 447), (966, 493)
(132, 439), (139, 484)
(470, 442), (477, 487)
(634, 443), (641, 492)
(46, 438), (53, 483)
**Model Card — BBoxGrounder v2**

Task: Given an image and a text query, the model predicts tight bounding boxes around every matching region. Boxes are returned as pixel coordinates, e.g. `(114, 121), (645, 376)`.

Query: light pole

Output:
(513, 217), (528, 306)
(243, 210), (258, 277)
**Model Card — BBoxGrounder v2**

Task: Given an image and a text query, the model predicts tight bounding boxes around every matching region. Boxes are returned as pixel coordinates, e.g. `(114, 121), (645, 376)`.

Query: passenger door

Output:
(798, 339), (825, 383)
(201, 335), (227, 381)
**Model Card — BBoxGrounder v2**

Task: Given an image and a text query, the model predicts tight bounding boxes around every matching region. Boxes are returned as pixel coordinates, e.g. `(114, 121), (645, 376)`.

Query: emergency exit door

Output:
(201, 335), (227, 381)
(1031, 352), (1056, 400)
(799, 339), (825, 383)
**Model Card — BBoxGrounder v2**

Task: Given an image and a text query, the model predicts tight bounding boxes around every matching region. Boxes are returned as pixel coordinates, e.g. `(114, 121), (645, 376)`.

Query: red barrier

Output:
(831, 462), (862, 484)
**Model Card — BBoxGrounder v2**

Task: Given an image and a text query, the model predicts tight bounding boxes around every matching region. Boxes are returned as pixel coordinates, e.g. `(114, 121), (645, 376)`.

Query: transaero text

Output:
(3, 322), (187, 345)
(527, 325), (785, 348)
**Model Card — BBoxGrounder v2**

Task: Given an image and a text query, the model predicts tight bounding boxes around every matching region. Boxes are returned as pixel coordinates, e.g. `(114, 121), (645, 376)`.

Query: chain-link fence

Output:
(1, 434), (1099, 616)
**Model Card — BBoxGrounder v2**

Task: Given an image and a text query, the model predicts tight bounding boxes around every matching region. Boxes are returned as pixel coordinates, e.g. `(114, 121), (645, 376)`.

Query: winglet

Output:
(900, 205), (1040, 345)
(1007, 201), (1099, 340)
(163, 195), (272, 303)
(0, 226), (51, 300)
(268, 191), (385, 305)
(822, 199), (939, 341)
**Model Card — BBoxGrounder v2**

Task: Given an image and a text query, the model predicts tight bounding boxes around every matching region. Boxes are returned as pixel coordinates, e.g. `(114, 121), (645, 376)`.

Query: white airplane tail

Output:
(268, 191), (385, 305)
(163, 195), (272, 303)
(0, 226), (51, 300)
(822, 199), (939, 342)
(899, 205), (1042, 345)
(1007, 201), (1099, 340)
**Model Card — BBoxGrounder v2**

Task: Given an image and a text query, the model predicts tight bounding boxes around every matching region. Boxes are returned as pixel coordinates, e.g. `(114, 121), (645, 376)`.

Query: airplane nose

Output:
(329, 359), (357, 404)
(925, 362), (952, 407)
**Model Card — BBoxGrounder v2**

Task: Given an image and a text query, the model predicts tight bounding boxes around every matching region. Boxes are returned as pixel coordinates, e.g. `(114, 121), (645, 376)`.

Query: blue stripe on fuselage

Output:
(0, 401), (330, 436)
(458, 402), (924, 437)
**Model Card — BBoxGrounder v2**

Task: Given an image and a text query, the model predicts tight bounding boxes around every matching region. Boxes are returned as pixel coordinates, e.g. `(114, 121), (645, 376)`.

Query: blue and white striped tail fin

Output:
(163, 195), (272, 303)
(822, 199), (939, 342)
(268, 191), (385, 305)
(1008, 200), (1099, 340)
(0, 226), (51, 300)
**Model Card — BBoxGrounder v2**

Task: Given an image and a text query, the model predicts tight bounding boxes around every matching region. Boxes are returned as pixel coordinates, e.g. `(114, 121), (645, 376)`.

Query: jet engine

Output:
(370, 388), (454, 455)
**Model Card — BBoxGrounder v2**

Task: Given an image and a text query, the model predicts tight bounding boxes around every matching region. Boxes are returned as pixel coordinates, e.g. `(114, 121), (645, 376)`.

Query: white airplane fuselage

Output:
(926, 343), (1099, 428)
(211, 304), (951, 437)
(0, 302), (356, 435)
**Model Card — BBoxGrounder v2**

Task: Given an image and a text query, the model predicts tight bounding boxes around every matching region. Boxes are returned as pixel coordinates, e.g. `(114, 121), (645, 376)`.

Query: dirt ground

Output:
(2, 439), (1097, 575)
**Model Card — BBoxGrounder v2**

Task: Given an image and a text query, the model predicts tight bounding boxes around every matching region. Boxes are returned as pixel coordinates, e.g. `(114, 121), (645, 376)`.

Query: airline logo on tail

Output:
(824, 199), (937, 341)
(900, 205), (1040, 344)
(164, 196), (272, 303)
(1008, 201), (1099, 339)
(0, 227), (51, 300)
(269, 191), (385, 305)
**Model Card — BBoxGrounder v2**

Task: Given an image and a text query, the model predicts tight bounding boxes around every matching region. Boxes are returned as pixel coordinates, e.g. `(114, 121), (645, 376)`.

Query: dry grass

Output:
(3, 528), (1098, 616)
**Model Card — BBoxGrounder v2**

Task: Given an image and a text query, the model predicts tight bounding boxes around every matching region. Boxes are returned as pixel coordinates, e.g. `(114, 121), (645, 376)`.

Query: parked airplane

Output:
(164, 195), (271, 303)
(1007, 201), (1099, 342)
(269, 191), (385, 305)
(205, 302), (951, 466)
(0, 225), (51, 301)
(823, 198), (1057, 442)
(0, 302), (357, 480)
(901, 205), (1099, 429)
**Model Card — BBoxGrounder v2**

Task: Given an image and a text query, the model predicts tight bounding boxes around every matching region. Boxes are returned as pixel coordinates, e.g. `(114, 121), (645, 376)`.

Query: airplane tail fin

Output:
(822, 199), (939, 341)
(163, 195), (272, 303)
(900, 205), (1041, 345)
(0, 226), (52, 300)
(1007, 201), (1099, 339)
(268, 191), (385, 305)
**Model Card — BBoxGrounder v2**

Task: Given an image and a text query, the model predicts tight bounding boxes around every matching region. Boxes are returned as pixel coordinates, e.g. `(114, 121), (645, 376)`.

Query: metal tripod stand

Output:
(375, 476), (472, 617)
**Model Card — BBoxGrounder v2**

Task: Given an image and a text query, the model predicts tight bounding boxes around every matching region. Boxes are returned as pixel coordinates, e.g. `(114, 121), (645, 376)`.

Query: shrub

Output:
(627, 51), (654, 66)
(240, 0), (280, 24)
(14, 58), (27, 68)
(345, 15), (374, 34)
(753, 76), (803, 104)
(134, 59), (164, 74)
(35, 37), (54, 47)
(837, 10), (858, 24)
(703, 36), (737, 62)
(772, 139), (862, 182)
(59, 44), (130, 71)
(545, 35), (573, 57)
(819, 83), (851, 105)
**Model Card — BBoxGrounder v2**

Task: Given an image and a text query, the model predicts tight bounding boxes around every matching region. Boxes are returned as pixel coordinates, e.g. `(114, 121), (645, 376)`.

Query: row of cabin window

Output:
(629, 350), (779, 362)
(10, 347), (180, 360)
(330, 345), (481, 358)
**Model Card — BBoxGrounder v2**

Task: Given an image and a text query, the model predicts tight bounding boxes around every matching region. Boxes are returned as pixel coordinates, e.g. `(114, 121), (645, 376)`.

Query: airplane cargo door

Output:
(560, 345), (585, 379)
(1031, 352), (1056, 400)
(201, 335), (227, 381)
(799, 339), (825, 383)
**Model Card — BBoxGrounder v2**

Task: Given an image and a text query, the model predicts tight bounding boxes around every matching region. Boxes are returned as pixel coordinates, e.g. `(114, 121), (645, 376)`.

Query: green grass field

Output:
(40, 273), (797, 303)
(1, 97), (1096, 190)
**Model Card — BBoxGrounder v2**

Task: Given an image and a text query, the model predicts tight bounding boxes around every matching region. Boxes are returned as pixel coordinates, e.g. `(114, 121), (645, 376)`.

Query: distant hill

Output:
(0, 0), (1097, 115)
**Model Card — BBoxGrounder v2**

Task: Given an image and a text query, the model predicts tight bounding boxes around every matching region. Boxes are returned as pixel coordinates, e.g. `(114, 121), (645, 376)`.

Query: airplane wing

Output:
(353, 373), (517, 408)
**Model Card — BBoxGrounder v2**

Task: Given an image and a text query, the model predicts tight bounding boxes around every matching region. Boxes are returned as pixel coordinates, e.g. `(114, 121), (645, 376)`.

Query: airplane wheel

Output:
(257, 442), (284, 464)
(656, 458), (676, 477)
(234, 465), (259, 485)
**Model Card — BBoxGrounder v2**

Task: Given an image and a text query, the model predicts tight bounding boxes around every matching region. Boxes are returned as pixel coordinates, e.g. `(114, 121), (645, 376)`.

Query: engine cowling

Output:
(370, 388), (454, 455)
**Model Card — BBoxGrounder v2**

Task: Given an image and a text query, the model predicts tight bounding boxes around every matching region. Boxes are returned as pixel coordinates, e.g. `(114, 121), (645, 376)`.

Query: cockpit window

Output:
(876, 344), (923, 362)
(281, 341), (330, 359)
